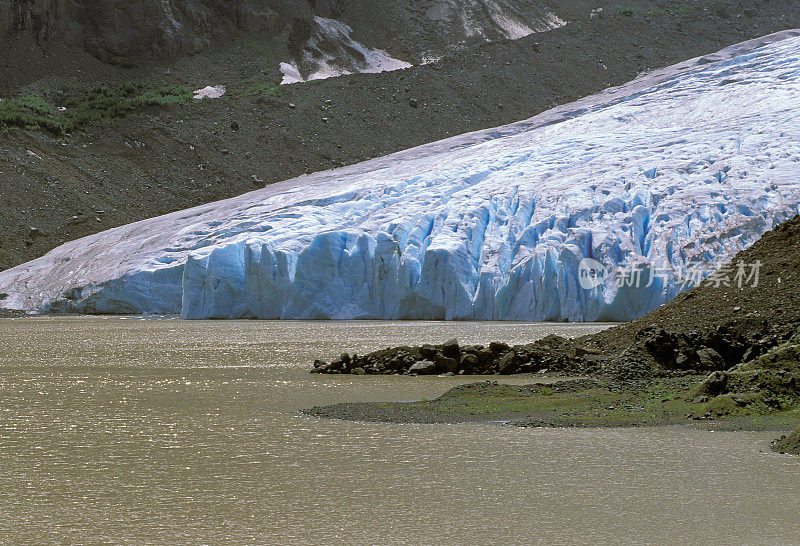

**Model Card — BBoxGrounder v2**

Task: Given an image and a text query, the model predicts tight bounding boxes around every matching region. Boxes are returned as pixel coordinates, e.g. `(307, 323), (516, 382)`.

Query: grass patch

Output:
(370, 375), (798, 428)
(0, 82), (193, 135)
(648, 7), (690, 16)
(308, 375), (800, 429)
(240, 80), (283, 97)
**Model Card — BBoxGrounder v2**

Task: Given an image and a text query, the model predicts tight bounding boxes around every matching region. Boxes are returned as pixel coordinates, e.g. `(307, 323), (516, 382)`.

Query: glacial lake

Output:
(1, 317), (799, 543)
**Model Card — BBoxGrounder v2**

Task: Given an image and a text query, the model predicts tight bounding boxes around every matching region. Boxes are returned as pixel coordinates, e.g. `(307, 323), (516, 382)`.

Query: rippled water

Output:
(0, 317), (798, 543)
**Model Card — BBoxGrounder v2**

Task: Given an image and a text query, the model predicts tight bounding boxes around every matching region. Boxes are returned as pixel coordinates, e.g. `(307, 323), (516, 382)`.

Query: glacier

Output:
(1, 30), (800, 320)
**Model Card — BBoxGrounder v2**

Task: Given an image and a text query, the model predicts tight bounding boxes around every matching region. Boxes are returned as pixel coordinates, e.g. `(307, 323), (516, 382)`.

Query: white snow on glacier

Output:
(2, 30), (800, 320)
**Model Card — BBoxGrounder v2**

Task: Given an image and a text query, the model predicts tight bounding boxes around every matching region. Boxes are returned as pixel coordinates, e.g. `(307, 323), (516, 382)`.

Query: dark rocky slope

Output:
(1, 0), (566, 82)
(773, 425), (800, 455)
(0, 0), (290, 61)
(1, 0), (799, 271)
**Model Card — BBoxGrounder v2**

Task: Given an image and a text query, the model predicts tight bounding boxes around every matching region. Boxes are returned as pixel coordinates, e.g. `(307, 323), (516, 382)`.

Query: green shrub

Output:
(0, 82), (193, 135)
(0, 95), (64, 133)
(242, 81), (282, 97)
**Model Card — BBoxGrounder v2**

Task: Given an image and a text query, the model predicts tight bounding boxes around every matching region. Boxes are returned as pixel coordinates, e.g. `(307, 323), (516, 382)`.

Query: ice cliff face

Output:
(1, 31), (800, 320)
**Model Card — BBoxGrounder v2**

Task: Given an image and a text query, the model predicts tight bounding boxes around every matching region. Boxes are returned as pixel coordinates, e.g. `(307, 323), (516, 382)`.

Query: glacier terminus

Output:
(1, 31), (800, 321)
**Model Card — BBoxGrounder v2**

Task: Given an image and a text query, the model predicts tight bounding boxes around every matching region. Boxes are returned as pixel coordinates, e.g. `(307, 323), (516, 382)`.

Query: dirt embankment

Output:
(2, 0), (799, 271)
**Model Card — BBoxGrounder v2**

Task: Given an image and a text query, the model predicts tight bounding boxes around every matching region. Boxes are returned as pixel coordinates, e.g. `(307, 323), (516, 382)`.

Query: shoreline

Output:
(303, 376), (800, 433)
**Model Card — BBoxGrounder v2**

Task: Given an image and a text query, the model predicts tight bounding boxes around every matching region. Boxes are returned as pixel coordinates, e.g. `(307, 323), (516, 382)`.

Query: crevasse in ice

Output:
(1, 31), (799, 320)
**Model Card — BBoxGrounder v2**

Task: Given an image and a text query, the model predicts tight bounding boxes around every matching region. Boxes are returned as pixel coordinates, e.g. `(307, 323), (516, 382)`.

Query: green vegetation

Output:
(618, 6), (691, 17)
(0, 95), (63, 133)
(774, 424), (800, 454)
(516, 337), (800, 427)
(314, 370), (800, 429)
(691, 334), (800, 417)
(422, 379), (702, 427)
(241, 80), (282, 97)
(310, 334), (800, 429)
(648, 7), (690, 16)
(0, 82), (193, 135)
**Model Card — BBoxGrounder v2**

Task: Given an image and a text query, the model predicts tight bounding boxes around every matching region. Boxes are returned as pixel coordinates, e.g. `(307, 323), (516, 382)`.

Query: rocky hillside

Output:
(0, 0), (565, 73)
(1, 0), (799, 272)
(773, 425), (800, 455)
(0, 0), (285, 60)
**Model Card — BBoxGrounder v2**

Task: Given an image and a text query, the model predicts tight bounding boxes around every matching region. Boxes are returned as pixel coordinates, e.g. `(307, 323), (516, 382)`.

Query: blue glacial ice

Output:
(2, 30), (800, 320)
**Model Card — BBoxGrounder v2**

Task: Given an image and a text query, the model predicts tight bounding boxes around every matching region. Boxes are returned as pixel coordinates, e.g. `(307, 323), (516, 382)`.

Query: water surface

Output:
(0, 317), (798, 543)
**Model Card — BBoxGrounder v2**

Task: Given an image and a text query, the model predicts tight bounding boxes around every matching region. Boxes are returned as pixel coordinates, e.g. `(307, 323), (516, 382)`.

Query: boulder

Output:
(575, 346), (601, 357)
(697, 347), (726, 370)
(434, 354), (459, 373)
(489, 341), (510, 354)
(477, 348), (495, 364)
(498, 351), (517, 374)
(409, 360), (437, 375)
(640, 327), (676, 363)
(441, 338), (460, 358)
(419, 344), (438, 359)
(705, 370), (728, 395)
(328, 359), (344, 371)
(460, 353), (480, 373)
(388, 356), (407, 371)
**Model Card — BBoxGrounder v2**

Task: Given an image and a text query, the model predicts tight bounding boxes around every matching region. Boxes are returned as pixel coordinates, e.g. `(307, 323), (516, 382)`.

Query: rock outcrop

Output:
(0, 0), (565, 63)
(0, 0), (305, 60)
(773, 425), (800, 455)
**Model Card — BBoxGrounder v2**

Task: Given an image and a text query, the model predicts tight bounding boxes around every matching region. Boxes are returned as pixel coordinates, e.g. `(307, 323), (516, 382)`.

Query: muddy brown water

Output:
(0, 317), (798, 543)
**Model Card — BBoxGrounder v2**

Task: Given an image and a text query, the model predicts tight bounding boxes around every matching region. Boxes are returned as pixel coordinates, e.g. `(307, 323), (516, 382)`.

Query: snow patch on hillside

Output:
(280, 17), (412, 84)
(473, 0), (565, 39)
(280, 3), (566, 84)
